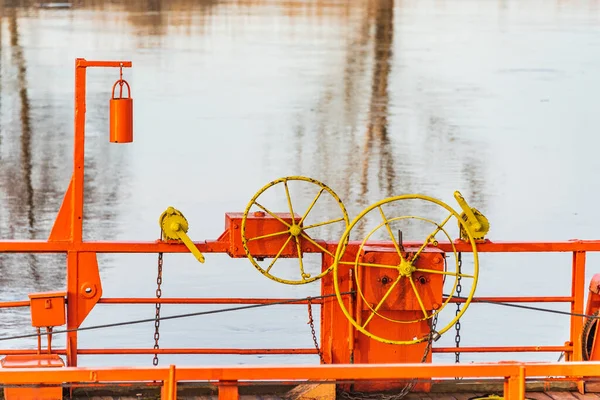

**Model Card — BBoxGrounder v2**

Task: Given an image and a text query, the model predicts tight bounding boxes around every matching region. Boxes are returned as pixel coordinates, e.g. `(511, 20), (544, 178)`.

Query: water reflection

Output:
(360, 0), (395, 202)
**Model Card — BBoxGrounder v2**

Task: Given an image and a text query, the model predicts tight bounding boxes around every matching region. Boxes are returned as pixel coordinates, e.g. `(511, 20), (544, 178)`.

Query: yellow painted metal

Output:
(159, 207), (205, 263)
(454, 191), (490, 240)
(332, 193), (480, 345)
(242, 176), (349, 285)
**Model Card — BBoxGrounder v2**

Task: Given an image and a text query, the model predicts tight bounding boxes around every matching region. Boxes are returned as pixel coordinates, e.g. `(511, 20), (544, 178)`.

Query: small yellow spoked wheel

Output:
(332, 194), (479, 345)
(242, 176), (349, 285)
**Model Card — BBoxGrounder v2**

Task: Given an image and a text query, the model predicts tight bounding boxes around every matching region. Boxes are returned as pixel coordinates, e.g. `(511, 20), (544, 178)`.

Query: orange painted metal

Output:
(218, 381), (238, 400)
(28, 292), (66, 328)
(76, 348), (317, 355)
(6, 238), (600, 254)
(0, 301), (30, 308)
(585, 273), (600, 315)
(449, 296), (573, 303)
(585, 274), (600, 361)
(2, 362), (600, 399)
(109, 78), (133, 143)
(320, 243), (354, 366)
(353, 247), (443, 392)
(1, 354), (65, 400)
(432, 345), (571, 353)
(222, 212), (301, 258)
(48, 176), (73, 242)
(571, 252), (586, 366)
(98, 297), (322, 304)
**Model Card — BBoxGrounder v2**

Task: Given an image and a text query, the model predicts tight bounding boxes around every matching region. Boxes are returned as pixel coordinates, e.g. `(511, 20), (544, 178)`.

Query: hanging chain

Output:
(307, 297), (326, 364)
(153, 251), (163, 366)
(454, 252), (463, 378)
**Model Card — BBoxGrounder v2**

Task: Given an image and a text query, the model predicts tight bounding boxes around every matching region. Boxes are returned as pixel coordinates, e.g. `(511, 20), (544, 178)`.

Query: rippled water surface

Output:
(1, 0), (600, 367)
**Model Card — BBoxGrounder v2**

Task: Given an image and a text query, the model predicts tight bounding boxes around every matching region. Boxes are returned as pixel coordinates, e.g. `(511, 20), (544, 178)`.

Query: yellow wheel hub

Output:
(398, 260), (415, 277)
(289, 224), (302, 237)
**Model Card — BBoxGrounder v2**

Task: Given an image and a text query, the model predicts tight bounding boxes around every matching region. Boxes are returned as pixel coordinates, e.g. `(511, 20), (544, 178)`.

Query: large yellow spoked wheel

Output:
(242, 176), (349, 285)
(332, 193), (480, 345)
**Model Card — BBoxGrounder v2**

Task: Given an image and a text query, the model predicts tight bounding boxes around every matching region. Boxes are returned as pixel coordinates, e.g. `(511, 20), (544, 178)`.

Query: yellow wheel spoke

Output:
(295, 236), (307, 279)
(415, 268), (474, 279)
(303, 217), (345, 230)
(265, 235), (293, 273)
(299, 188), (324, 225)
(284, 181), (296, 222)
(339, 260), (398, 270)
(254, 202), (292, 228)
(408, 275), (428, 318)
(362, 275), (402, 329)
(412, 213), (452, 262)
(300, 232), (334, 258)
(247, 230), (290, 242)
(378, 206), (405, 262)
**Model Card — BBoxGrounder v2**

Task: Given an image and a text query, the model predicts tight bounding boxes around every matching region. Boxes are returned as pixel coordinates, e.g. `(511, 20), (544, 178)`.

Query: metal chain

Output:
(307, 297), (326, 364)
(455, 252), (462, 364)
(454, 252), (463, 381)
(153, 251), (163, 366)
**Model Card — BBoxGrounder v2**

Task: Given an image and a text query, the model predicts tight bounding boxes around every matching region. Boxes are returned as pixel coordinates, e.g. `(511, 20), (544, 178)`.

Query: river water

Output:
(0, 0), (600, 368)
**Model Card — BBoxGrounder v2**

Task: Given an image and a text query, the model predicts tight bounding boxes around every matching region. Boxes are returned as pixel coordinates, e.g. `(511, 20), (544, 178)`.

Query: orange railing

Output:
(0, 239), (592, 361)
(2, 361), (600, 399)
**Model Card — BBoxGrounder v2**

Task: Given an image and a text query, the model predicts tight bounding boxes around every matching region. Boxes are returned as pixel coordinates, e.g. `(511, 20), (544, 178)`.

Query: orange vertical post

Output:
(65, 59), (132, 367)
(571, 251), (586, 361)
(218, 381), (239, 400)
(571, 251), (586, 393)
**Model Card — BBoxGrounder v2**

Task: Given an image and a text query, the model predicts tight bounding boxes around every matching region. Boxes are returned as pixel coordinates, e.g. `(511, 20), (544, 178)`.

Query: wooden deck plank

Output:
(544, 393), (580, 400)
(428, 395), (459, 400)
(446, 393), (488, 400)
(571, 392), (600, 399)
(525, 393), (555, 400)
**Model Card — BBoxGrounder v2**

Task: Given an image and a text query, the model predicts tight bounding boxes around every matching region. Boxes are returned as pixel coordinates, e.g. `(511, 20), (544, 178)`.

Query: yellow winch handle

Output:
(159, 207), (206, 264)
(169, 222), (205, 263)
(453, 191), (482, 232)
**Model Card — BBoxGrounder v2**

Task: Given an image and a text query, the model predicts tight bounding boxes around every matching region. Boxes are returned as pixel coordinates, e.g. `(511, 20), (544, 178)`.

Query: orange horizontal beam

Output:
(0, 363), (524, 384)
(433, 346), (570, 353)
(2, 362), (600, 386)
(526, 363), (600, 377)
(0, 346), (571, 356)
(77, 59), (132, 68)
(77, 348), (317, 355)
(1, 239), (600, 254)
(0, 301), (30, 308)
(0, 296), (570, 309)
(447, 296), (573, 304)
(173, 363), (522, 381)
(98, 298), (322, 305)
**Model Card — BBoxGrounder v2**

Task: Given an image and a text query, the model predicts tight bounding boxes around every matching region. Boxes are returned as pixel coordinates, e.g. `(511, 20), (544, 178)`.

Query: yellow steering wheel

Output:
(332, 192), (481, 345)
(241, 176), (349, 285)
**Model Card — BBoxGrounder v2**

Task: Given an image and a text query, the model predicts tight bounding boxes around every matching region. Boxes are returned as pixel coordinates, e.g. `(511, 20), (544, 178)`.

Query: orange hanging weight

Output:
(109, 79), (133, 143)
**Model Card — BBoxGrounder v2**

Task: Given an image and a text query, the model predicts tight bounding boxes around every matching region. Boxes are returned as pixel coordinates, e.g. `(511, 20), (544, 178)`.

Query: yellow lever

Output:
(159, 207), (205, 263)
(453, 191), (482, 233)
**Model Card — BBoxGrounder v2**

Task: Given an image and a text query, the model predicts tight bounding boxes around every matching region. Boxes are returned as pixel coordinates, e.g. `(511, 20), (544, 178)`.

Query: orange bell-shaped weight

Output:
(109, 80), (133, 143)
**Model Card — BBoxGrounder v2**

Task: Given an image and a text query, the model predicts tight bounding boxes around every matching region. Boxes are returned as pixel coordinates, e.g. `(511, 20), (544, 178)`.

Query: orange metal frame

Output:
(1, 362), (600, 399)
(0, 59), (597, 399)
